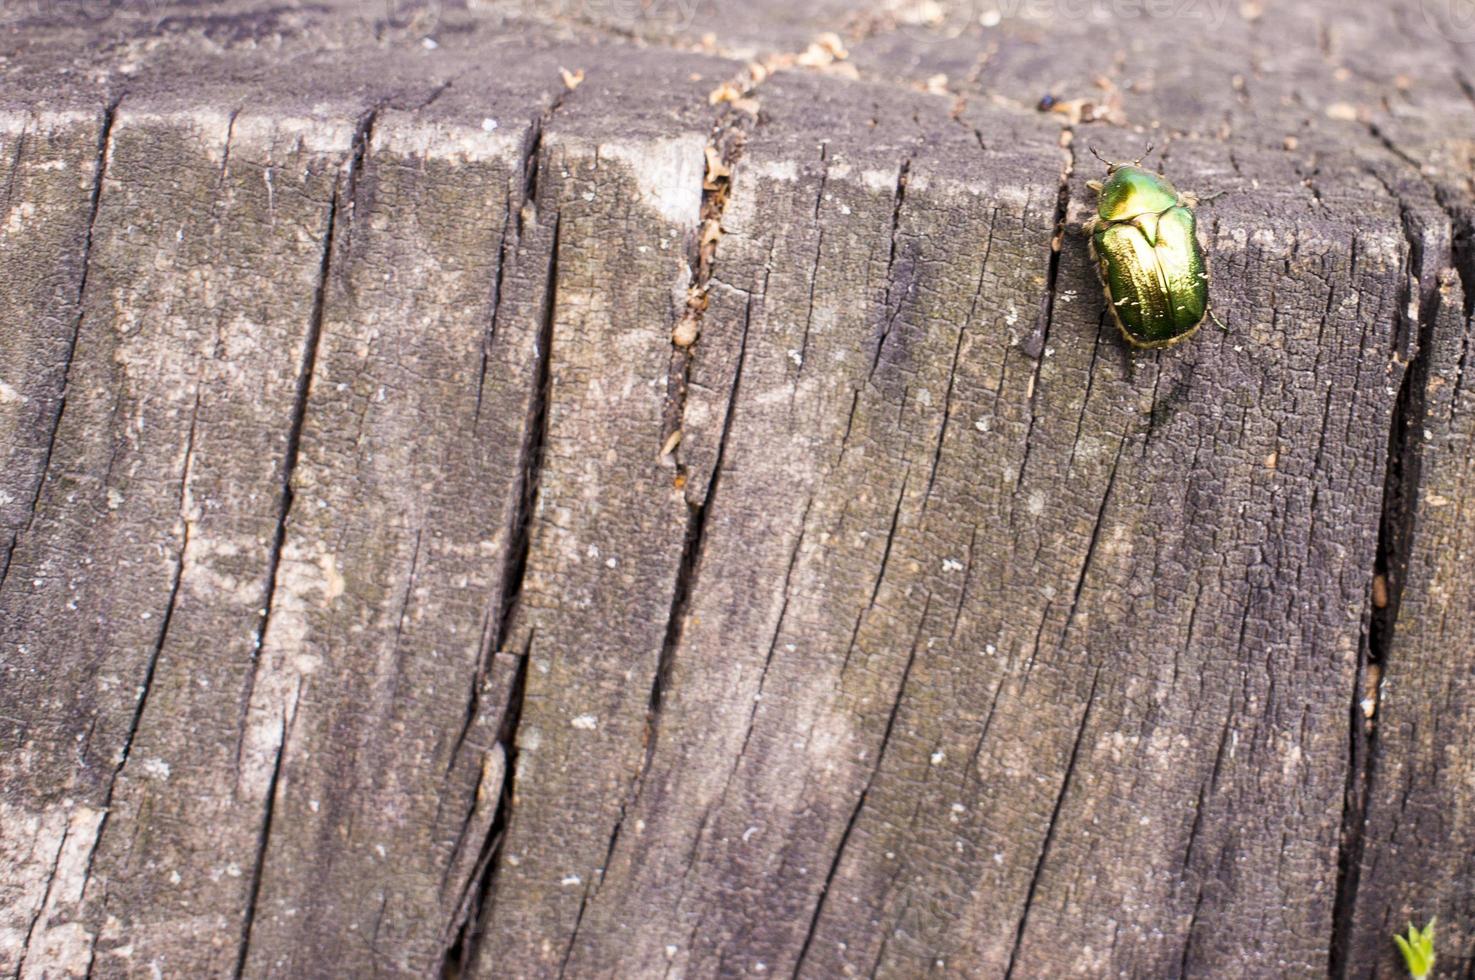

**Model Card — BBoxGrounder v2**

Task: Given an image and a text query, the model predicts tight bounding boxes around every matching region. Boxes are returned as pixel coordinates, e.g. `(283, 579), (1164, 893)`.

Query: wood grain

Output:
(2, 1), (1473, 977)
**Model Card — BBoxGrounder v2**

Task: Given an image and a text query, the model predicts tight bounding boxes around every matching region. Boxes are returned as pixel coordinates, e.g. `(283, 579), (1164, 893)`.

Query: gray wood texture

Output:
(1, 1), (1473, 977)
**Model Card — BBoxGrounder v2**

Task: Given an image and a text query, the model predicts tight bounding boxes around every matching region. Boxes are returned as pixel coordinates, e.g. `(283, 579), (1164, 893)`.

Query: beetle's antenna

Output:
(1089, 145), (1115, 170)
(1132, 142), (1155, 167)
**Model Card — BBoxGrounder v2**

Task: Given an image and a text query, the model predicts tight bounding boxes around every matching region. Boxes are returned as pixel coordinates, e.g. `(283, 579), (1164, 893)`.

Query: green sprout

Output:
(1393, 918), (1436, 980)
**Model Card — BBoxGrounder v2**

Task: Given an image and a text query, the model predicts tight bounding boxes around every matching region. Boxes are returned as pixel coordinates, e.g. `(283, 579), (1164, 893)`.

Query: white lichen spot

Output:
(1027, 490), (1045, 516)
(974, 416), (991, 432)
(599, 136), (706, 225)
(942, 558), (964, 572)
(1006, 301), (1019, 326)
(788, 348), (803, 367)
(665, 945), (679, 958)
(319, 552), (345, 603)
(561, 874), (582, 886)
(571, 714), (599, 730)
(5, 200), (36, 234)
(742, 826), (760, 842)
(930, 750), (945, 765)
(139, 758), (171, 780)
(481, 118), (499, 132)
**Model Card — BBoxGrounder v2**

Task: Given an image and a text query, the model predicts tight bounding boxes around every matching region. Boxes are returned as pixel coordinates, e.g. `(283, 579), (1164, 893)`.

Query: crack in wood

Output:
(234, 712), (290, 980)
(228, 102), (379, 974)
(1015, 137), (1076, 494)
(0, 94), (119, 595)
(1329, 181), (1458, 978)
(795, 592), (935, 976)
(558, 97), (761, 972)
(866, 158), (912, 383)
(923, 206), (998, 514)
(443, 208), (562, 974)
(1001, 666), (1102, 980)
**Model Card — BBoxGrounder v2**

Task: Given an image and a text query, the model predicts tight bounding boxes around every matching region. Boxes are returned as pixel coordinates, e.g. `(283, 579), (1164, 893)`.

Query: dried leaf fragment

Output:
(709, 80), (744, 105)
(672, 316), (700, 348)
(704, 146), (732, 189)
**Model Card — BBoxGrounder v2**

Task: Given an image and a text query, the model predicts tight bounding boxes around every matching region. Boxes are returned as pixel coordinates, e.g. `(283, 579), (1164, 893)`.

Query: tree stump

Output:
(2, 1), (1473, 977)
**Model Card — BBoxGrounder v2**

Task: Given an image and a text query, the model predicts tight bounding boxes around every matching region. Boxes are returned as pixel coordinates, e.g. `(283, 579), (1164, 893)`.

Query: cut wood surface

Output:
(1, 1), (1473, 977)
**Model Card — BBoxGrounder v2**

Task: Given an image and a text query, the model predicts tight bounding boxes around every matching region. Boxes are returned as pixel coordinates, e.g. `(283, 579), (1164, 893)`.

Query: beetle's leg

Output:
(1087, 180), (1104, 193)
(1193, 189), (1229, 205)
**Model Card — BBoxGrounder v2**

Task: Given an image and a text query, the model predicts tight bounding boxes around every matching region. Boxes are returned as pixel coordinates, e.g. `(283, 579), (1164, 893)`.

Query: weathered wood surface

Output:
(1, 1), (1473, 977)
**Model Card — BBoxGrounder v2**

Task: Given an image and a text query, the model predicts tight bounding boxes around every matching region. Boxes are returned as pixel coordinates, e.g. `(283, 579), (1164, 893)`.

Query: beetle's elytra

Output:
(1085, 149), (1211, 349)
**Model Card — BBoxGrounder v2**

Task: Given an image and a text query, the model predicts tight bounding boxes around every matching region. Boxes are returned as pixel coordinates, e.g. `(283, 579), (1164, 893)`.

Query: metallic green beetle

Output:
(1085, 147), (1212, 349)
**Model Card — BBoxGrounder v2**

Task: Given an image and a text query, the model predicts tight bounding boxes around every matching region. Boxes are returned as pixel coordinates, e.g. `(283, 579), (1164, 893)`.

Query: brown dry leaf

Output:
(704, 146), (732, 189)
(815, 31), (849, 59)
(1046, 98), (1091, 125)
(1361, 663), (1382, 718)
(709, 80), (743, 105)
(560, 67), (585, 90)
(796, 42), (834, 68)
(732, 97), (761, 117)
(700, 219), (723, 248)
(672, 316), (699, 348)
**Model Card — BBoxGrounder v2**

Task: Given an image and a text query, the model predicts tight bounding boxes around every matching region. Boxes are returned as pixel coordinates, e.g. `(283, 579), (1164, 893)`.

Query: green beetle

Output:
(1085, 147), (1213, 349)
